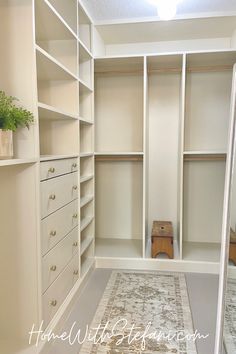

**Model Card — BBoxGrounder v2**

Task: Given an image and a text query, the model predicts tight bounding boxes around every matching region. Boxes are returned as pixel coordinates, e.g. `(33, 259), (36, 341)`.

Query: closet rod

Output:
(95, 155), (143, 162)
(184, 154), (226, 162)
(187, 65), (233, 73)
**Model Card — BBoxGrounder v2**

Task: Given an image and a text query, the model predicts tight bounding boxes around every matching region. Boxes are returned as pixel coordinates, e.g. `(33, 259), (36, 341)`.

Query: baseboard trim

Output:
(95, 257), (220, 274)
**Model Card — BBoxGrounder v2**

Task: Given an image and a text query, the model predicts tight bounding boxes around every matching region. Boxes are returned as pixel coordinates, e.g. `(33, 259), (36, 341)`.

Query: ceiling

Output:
(81, 0), (236, 24)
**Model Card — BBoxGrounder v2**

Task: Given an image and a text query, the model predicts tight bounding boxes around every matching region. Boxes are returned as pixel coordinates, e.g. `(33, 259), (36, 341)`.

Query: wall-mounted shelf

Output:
(0, 159), (37, 167)
(38, 102), (79, 120)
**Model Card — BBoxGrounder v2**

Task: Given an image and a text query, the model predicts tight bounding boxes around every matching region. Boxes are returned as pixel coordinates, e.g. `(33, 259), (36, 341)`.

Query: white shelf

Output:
(81, 257), (94, 278)
(79, 40), (93, 60)
(80, 153), (94, 157)
(183, 241), (221, 262)
(80, 174), (94, 183)
(0, 158), (37, 167)
(95, 152), (144, 156)
(79, 79), (93, 93)
(40, 154), (79, 162)
(36, 45), (77, 81)
(78, 38), (92, 59)
(80, 195), (94, 208)
(80, 236), (94, 256)
(38, 102), (78, 120)
(80, 216), (94, 232)
(35, 0), (77, 41)
(80, 117), (93, 125)
(95, 238), (143, 258)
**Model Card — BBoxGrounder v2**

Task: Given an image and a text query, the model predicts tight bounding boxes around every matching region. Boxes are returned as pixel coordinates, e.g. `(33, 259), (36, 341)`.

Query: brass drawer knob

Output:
(50, 230), (57, 237)
(50, 265), (57, 271)
(73, 270), (79, 275)
(48, 167), (55, 173)
(73, 242), (78, 247)
(73, 213), (78, 219)
(50, 300), (57, 307)
(73, 185), (78, 190)
(49, 194), (56, 200)
(72, 163), (77, 168)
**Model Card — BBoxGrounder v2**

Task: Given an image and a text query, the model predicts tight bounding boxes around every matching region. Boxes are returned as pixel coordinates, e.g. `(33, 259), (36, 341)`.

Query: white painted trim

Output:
(143, 56), (147, 258)
(214, 65), (236, 354)
(179, 53), (186, 260)
(95, 257), (220, 274)
(94, 48), (236, 60)
(93, 12), (236, 26)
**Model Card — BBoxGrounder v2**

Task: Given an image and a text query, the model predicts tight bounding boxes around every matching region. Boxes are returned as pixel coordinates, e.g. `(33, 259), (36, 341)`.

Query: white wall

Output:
(103, 38), (231, 57)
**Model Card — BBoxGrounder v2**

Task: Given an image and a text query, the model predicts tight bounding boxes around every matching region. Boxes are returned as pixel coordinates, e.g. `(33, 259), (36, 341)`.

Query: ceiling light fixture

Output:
(148, 0), (182, 21)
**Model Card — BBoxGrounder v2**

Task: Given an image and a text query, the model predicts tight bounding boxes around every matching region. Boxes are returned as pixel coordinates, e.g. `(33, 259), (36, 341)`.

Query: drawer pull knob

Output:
(50, 265), (57, 271)
(73, 185), (78, 190)
(73, 270), (79, 275)
(49, 194), (56, 200)
(50, 300), (57, 307)
(48, 167), (55, 173)
(73, 242), (78, 247)
(73, 213), (78, 219)
(72, 163), (77, 168)
(50, 230), (57, 237)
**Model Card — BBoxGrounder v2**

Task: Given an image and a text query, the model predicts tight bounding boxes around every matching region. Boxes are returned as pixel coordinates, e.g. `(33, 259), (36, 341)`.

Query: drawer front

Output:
(40, 158), (78, 181)
(42, 254), (79, 328)
(41, 172), (78, 218)
(42, 227), (79, 293)
(41, 200), (78, 255)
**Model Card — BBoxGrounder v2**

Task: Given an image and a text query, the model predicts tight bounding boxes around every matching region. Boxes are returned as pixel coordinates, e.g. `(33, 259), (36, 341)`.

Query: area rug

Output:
(79, 271), (197, 353)
(224, 277), (236, 353)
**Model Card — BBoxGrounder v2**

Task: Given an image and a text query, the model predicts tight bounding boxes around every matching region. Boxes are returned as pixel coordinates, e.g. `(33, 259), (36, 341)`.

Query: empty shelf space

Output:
(95, 238), (143, 258)
(38, 102), (78, 120)
(80, 236), (94, 256)
(35, 0), (77, 41)
(48, 0), (78, 34)
(79, 79), (93, 93)
(182, 241), (221, 262)
(80, 195), (94, 208)
(80, 175), (94, 183)
(36, 46), (77, 81)
(40, 154), (79, 162)
(78, 38), (92, 58)
(80, 216), (94, 232)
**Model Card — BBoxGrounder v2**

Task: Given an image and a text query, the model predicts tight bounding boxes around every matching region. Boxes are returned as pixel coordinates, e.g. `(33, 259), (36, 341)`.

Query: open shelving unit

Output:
(146, 54), (183, 260)
(181, 51), (236, 262)
(94, 57), (144, 259)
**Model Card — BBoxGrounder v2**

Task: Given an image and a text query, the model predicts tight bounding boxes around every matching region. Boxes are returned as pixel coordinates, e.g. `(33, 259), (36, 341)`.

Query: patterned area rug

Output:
(224, 278), (236, 353)
(80, 271), (197, 353)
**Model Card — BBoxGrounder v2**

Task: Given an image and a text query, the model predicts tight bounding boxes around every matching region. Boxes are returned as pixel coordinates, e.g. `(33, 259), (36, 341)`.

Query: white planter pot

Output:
(0, 130), (13, 159)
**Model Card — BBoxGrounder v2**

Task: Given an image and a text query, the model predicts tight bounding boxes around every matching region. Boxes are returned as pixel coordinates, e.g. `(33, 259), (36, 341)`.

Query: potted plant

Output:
(0, 90), (34, 159)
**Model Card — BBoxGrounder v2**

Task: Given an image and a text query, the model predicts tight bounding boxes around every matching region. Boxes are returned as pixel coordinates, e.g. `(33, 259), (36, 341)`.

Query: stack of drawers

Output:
(40, 158), (80, 327)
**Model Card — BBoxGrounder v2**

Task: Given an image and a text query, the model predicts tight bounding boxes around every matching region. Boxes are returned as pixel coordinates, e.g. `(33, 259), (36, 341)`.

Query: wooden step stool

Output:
(229, 228), (236, 265)
(152, 221), (174, 259)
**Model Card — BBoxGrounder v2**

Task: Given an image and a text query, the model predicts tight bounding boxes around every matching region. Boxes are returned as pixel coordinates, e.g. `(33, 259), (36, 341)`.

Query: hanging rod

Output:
(95, 154), (143, 162)
(184, 154), (226, 162)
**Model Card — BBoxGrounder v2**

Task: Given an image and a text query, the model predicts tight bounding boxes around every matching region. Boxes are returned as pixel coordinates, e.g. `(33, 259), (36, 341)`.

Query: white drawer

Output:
(40, 158), (78, 181)
(42, 227), (79, 293)
(41, 172), (78, 218)
(42, 254), (79, 328)
(41, 200), (78, 255)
